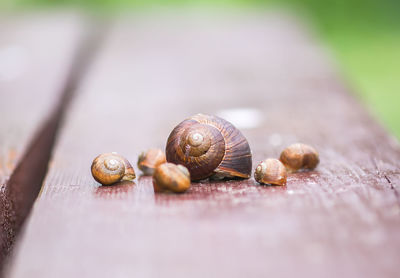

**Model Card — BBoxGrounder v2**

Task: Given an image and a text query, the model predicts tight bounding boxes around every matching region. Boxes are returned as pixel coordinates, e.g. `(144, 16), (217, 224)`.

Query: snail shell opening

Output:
(254, 159), (287, 186)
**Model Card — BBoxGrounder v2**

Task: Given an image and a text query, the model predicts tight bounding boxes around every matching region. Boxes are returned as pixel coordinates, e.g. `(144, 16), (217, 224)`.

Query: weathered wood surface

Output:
(0, 13), (83, 268)
(7, 12), (400, 278)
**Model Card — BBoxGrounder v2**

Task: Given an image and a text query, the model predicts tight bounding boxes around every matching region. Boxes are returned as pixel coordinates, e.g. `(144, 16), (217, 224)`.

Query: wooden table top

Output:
(1, 11), (400, 278)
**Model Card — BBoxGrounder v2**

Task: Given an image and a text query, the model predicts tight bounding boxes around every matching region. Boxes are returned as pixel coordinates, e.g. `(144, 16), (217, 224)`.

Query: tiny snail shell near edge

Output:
(165, 114), (252, 181)
(91, 153), (136, 185)
(254, 158), (287, 186)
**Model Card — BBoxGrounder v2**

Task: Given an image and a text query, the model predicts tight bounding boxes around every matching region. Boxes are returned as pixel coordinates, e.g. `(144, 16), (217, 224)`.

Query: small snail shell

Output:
(137, 148), (166, 176)
(280, 143), (319, 172)
(152, 163), (191, 193)
(254, 158), (287, 186)
(91, 153), (136, 185)
(166, 114), (252, 181)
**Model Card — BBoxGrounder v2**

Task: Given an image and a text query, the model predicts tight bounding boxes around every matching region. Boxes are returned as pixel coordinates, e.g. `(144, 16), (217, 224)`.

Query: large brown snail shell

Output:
(166, 114), (252, 181)
(91, 152), (136, 185)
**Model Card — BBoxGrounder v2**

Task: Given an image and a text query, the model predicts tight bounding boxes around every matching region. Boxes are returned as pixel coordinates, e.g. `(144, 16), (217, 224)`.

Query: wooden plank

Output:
(7, 11), (400, 278)
(0, 13), (84, 268)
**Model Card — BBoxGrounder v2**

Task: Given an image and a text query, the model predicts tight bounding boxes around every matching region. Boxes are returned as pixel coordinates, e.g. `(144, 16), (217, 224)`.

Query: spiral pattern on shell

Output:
(166, 114), (252, 181)
(91, 153), (135, 185)
(254, 158), (287, 186)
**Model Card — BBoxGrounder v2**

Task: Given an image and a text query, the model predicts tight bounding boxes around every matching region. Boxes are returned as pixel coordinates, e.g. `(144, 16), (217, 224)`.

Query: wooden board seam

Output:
(0, 18), (108, 276)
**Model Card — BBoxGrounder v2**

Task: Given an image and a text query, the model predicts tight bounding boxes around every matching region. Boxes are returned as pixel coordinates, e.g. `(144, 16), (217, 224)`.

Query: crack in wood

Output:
(384, 174), (400, 204)
(370, 156), (400, 205)
(0, 19), (108, 277)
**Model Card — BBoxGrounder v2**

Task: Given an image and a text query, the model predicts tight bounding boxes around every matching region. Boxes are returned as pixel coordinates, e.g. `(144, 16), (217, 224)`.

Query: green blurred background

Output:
(3, 0), (400, 138)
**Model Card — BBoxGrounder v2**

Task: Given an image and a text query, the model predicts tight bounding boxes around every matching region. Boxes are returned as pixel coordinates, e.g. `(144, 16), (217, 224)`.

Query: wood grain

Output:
(0, 13), (83, 268)
(7, 11), (400, 278)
